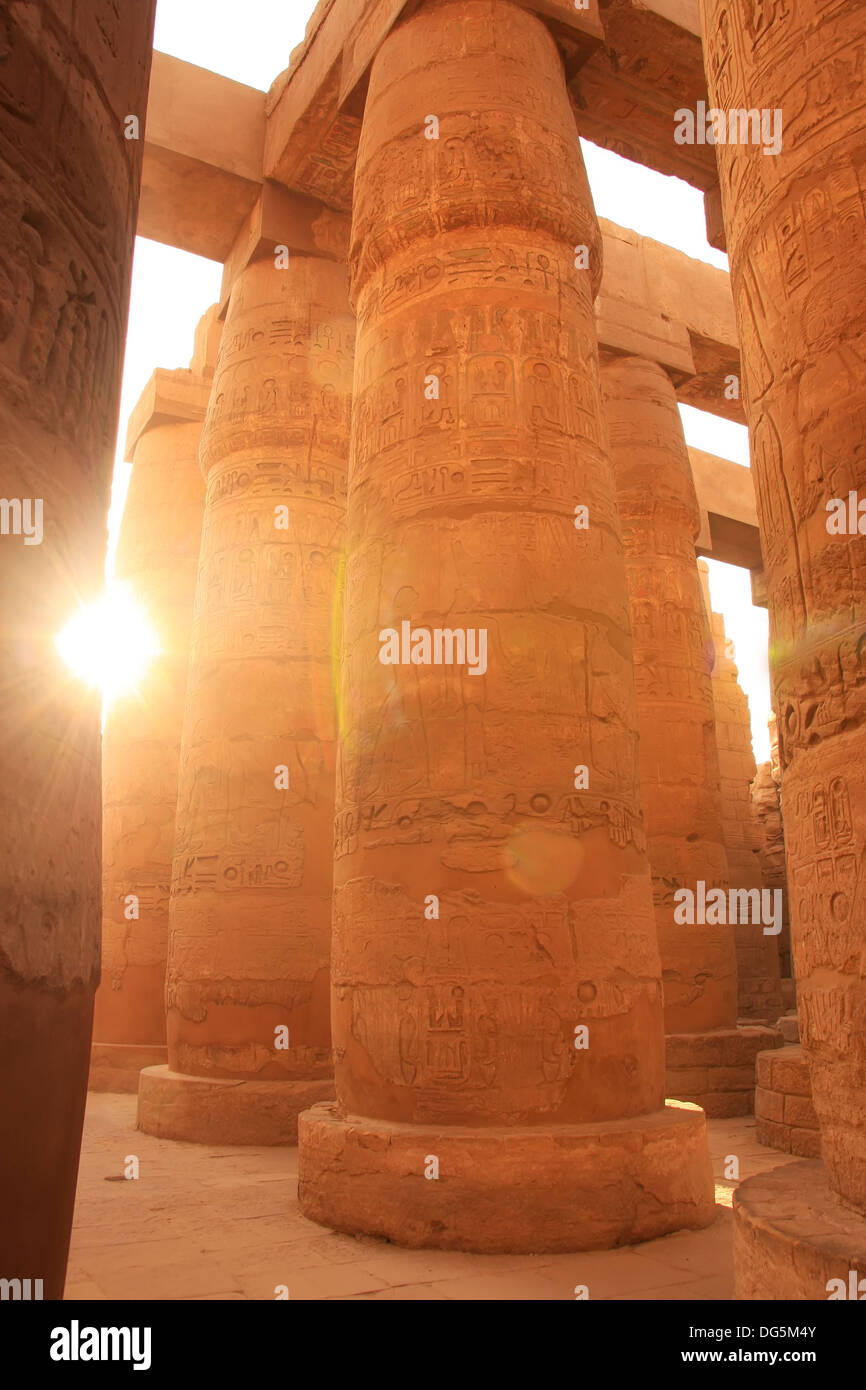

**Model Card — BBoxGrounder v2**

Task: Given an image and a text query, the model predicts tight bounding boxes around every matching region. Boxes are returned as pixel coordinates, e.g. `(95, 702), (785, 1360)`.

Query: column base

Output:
(755, 1045), (820, 1158)
(137, 1065), (334, 1146)
(89, 1042), (168, 1094)
(666, 1025), (779, 1117)
(733, 1160), (866, 1300)
(297, 1099), (715, 1253)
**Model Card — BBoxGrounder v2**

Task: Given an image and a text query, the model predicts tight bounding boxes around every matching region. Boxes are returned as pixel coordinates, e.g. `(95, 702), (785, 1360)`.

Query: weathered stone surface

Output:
(91, 313), (217, 1094)
(701, 0), (866, 1215)
(299, 1099), (714, 1253)
(601, 353), (748, 1115)
(137, 212), (354, 1144)
(733, 1162), (866, 1300)
(298, 0), (713, 1250)
(755, 1047), (820, 1161)
(0, 0), (156, 1300)
(137, 1064), (332, 1146)
(751, 754), (791, 977)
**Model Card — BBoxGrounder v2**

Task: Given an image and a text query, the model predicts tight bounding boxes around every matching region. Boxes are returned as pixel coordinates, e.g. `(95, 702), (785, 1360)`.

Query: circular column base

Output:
(666, 1025), (779, 1117)
(137, 1065), (334, 1146)
(733, 1160), (866, 1300)
(297, 1099), (715, 1253)
(89, 1042), (168, 1094)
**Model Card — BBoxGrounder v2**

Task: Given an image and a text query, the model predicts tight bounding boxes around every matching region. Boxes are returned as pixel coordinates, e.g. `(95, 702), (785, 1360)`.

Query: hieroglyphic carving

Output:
(602, 355), (735, 1037)
(165, 244), (354, 1083)
(328, 0), (666, 1132)
(701, 0), (866, 1209)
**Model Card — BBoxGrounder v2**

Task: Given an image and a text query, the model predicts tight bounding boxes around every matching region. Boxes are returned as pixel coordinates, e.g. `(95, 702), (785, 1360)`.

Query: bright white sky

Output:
(111, 0), (770, 761)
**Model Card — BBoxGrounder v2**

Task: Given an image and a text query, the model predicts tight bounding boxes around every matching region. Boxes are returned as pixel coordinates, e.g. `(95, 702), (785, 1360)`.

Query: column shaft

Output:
(92, 327), (215, 1092)
(138, 245), (354, 1145)
(298, 0), (714, 1252)
(0, 0), (156, 1297)
(701, 0), (866, 1211)
(602, 355), (776, 1115)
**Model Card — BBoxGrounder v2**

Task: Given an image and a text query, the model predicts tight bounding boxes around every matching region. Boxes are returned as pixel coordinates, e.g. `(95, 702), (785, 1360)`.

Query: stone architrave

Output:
(697, 561), (784, 1023)
(0, 0), (156, 1299)
(297, 0), (714, 1254)
(601, 355), (776, 1116)
(90, 310), (219, 1094)
(699, 0), (866, 1292)
(137, 212), (355, 1146)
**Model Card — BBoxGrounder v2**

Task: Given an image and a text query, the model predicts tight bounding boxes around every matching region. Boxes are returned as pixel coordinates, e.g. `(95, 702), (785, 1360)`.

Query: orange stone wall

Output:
(701, 0), (866, 1210)
(0, 0), (156, 1297)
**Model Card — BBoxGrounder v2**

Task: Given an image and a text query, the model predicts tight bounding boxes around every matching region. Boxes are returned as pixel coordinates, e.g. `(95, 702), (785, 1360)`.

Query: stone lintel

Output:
(218, 185), (352, 310)
(596, 297), (695, 376)
(569, 0), (715, 190)
(597, 220), (745, 423)
(124, 370), (212, 462)
(139, 51), (265, 260)
(690, 447), (763, 573)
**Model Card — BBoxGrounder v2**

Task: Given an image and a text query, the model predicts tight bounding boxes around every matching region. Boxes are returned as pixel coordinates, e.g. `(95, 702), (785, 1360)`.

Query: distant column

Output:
(697, 561), (783, 1024)
(601, 354), (776, 1117)
(90, 309), (219, 1093)
(138, 207), (354, 1145)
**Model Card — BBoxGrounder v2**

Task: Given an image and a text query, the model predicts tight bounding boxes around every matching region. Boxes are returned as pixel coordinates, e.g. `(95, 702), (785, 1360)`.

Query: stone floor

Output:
(65, 1094), (800, 1301)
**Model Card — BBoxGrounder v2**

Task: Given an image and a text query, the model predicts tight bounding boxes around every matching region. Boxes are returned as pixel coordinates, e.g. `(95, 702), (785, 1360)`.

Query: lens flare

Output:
(56, 583), (160, 710)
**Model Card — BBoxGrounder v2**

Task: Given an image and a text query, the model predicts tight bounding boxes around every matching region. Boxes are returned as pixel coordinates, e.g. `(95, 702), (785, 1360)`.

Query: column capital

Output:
(124, 370), (212, 461)
(219, 183), (351, 311)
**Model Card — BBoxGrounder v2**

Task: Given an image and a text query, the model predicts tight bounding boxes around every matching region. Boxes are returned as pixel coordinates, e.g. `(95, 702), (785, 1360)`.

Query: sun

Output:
(56, 583), (161, 710)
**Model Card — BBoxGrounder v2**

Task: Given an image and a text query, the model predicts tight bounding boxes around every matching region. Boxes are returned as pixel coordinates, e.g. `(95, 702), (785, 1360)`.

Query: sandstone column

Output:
(601, 355), (776, 1116)
(0, 0), (156, 1298)
(751, 735), (792, 984)
(90, 310), (218, 1094)
(700, 0), (866, 1293)
(138, 206), (354, 1145)
(297, 0), (714, 1253)
(698, 561), (783, 1023)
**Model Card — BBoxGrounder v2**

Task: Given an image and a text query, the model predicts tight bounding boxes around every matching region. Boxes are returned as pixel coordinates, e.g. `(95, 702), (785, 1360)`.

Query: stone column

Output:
(0, 0), (156, 1299)
(697, 561), (784, 1023)
(700, 0), (866, 1294)
(752, 712), (793, 985)
(90, 310), (219, 1094)
(137, 207), (354, 1146)
(600, 355), (775, 1116)
(297, 0), (714, 1253)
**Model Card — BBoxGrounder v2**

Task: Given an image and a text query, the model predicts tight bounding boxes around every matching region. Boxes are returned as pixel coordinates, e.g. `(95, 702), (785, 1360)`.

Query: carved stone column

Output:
(0, 0), (156, 1299)
(601, 355), (776, 1117)
(297, 0), (714, 1253)
(138, 204), (354, 1145)
(700, 0), (866, 1294)
(697, 561), (784, 1025)
(90, 310), (218, 1094)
